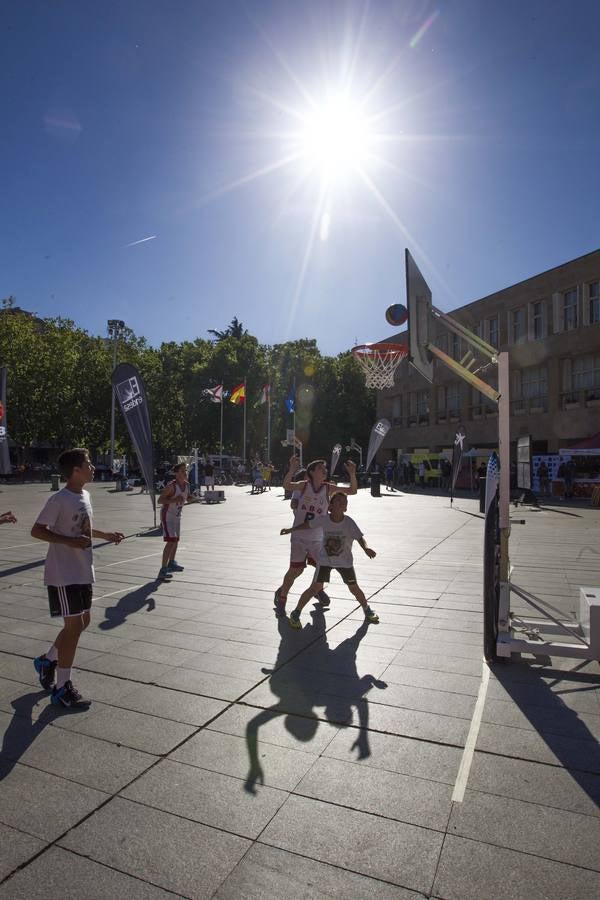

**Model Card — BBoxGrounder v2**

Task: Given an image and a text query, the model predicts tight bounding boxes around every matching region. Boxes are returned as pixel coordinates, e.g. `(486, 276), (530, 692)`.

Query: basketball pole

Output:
(497, 351), (511, 639)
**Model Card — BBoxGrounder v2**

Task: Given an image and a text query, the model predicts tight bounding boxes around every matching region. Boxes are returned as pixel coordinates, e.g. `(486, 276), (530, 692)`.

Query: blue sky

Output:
(2, 0), (599, 355)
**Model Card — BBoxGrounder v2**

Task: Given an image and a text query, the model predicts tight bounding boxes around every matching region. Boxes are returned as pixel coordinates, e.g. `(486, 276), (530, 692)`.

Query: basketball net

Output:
(352, 343), (408, 390)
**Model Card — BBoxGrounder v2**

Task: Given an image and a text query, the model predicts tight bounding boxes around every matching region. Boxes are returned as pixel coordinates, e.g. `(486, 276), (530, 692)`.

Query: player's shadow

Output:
(98, 582), (157, 630)
(244, 607), (387, 793)
(0, 690), (88, 781)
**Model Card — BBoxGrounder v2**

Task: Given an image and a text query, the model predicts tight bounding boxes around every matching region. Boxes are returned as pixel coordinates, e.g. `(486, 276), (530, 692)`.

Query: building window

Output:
(488, 316), (498, 348)
(392, 395), (402, 426)
(447, 383), (461, 416)
(573, 354), (600, 394)
(511, 308), (525, 343)
(451, 333), (461, 360)
(563, 288), (578, 330)
(521, 366), (547, 404)
(532, 301), (544, 340)
(589, 281), (600, 325)
(416, 390), (429, 422)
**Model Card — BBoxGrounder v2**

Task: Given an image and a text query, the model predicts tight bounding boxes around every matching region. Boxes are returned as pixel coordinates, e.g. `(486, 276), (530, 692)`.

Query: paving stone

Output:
(382, 663), (482, 695)
(433, 834), (600, 900)
(110, 682), (228, 725)
(366, 682), (476, 719)
(0, 710), (155, 790)
(169, 727), (317, 791)
(323, 728), (462, 784)
(391, 649), (484, 676)
(482, 696), (600, 741)
(159, 666), (257, 700)
(0, 846), (174, 899)
(261, 794), (443, 894)
(449, 790), (600, 872)
(469, 752), (600, 817)
(0, 761), (107, 840)
(80, 653), (174, 682)
(215, 842), (422, 899)
(60, 796), (250, 898)
(0, 821), (45, 881)
(122, 758), (288, 837)
(486, 677), (600, 715)
(476, 720), (600, 773)
(54, 704), (195, 754)
(295, 756), (453, 831)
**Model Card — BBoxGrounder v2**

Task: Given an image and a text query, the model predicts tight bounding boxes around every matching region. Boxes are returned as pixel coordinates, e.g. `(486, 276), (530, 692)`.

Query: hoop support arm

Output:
(432, 306), (498, 361)
(427, 344), (500, 403)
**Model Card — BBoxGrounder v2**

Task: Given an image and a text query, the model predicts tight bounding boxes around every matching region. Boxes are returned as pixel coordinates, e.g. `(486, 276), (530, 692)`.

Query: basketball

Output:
(385, 303), (408, 327)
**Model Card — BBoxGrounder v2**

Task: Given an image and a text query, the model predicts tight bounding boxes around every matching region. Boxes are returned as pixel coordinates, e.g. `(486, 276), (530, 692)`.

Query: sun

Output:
(296, 93), (374, 183)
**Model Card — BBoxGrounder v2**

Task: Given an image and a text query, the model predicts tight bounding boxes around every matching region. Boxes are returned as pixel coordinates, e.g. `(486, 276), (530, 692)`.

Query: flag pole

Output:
(267, 383), (271, 464)
(292, 375), (296, 458)
(243, 377), (247, 463)
(219, 379), (224, 468)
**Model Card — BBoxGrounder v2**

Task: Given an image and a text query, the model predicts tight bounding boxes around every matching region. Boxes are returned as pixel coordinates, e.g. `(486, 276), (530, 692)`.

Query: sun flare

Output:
(296, 93), (374, 182)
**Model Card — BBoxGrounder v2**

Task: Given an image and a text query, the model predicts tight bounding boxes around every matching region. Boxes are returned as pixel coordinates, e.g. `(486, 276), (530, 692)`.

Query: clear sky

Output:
(2, 0), (599, 355)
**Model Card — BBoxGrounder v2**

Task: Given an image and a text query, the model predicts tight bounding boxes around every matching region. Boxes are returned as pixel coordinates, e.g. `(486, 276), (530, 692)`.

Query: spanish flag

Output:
(230, 382), (246, 405)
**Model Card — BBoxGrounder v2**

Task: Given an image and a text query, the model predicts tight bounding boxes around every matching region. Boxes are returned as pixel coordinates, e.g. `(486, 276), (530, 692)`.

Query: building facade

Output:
(377, 249), (600, 457)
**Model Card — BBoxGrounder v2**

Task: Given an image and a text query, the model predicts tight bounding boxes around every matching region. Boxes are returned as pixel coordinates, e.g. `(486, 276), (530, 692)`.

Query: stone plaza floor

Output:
(0, 481), (598, 898)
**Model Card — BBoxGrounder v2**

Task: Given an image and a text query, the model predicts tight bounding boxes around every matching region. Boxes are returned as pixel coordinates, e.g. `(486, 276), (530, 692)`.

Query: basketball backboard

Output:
(405, 249), (433, 382)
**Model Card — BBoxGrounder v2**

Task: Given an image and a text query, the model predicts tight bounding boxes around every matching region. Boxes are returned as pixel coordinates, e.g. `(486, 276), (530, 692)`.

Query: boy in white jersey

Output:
(31, 448), (124, 707)
(281, 491), (379, 628)
(158, 461), (190, 580)
(274, 455), (357, 615)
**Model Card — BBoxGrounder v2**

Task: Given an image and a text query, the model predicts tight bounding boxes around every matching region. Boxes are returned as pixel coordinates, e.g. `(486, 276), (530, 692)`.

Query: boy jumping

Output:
(280, 491), (379, 629)
(158, 461), (190, 580)
(31, 449), (124, 707)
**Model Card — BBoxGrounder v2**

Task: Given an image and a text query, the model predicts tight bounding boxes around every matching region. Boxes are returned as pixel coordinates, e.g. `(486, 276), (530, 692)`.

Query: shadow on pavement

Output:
(489, 659), (600, 804)
(98, 582), (157, 630)
(244, 607), (387, 793)
(0, 690), (88, 781)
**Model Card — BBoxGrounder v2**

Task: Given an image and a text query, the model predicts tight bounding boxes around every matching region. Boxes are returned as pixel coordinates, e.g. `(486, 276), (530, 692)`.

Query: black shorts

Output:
(314, 566), (357, 585)
(47, 584), (93, 618)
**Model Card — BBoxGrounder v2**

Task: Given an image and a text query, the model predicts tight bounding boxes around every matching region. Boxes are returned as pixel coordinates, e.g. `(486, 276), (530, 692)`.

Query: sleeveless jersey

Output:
(164, 479), (189, 519)
(293, 481), (328, 528)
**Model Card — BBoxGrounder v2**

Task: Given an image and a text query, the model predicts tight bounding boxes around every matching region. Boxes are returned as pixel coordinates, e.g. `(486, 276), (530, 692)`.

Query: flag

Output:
(259, 384), (270, 404)
(230, 383), (246, 405)
(330, 443), (342, 476)
(485, 451), (500, 515)
(112, 363), (155, 515)
(285, 384), (295, 413)
(366, 419), (391, 471)
(203, 385), (223, 403)
(0, 368), (10, 475)
(450, 426), (466, 503)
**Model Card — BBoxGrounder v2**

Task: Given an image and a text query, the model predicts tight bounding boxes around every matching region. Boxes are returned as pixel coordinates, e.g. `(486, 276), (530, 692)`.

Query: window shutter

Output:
(582, 284), (590, 326)
(552, 292), (563, 334)
(562, 358), (572, 393)
(511, 369), (522, 400)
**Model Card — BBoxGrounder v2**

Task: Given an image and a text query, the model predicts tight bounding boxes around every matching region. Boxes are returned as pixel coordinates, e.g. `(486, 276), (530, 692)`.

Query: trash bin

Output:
(51, 474), (60, 491)
(479, 478), (486, 513)
(370, 473), (381, 498)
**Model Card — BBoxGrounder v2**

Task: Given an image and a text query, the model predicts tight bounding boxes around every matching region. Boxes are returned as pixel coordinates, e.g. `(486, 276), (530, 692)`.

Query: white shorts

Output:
(204, 476), (214, 487)
(290, 534), (321, 568)
(161, 507), (181, 542)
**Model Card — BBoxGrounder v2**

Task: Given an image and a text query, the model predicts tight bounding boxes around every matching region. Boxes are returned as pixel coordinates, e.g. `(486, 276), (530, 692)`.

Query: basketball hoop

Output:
(352, 342), (408, 389)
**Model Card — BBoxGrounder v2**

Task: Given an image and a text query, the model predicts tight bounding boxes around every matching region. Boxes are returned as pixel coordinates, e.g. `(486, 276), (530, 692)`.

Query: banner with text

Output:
(112, 363), (155, 515)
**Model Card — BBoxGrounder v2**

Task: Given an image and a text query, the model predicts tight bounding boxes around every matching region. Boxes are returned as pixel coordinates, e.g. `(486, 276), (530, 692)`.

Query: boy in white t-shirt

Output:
(280, 491), (379, 629)
(31, 448), (124, 708)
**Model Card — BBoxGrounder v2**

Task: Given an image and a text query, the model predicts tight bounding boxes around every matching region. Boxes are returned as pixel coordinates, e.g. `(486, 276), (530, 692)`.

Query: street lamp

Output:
(107, 319), (125, 470)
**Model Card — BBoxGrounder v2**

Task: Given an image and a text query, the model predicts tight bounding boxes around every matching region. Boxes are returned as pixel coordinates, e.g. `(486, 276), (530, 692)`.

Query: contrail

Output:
(125, 235), (157, 247)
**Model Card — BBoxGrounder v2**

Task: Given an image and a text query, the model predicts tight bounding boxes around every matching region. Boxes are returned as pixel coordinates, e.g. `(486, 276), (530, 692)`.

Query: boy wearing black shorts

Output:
(280, 491), (379, 629)
(31, 448), (124, 707)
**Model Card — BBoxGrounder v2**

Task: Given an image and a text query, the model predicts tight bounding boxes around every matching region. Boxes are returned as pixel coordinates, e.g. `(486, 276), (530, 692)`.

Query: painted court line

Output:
(103, 552), (163, 567)
(95, 585), (144, 600)
(451, 659), (490, 803)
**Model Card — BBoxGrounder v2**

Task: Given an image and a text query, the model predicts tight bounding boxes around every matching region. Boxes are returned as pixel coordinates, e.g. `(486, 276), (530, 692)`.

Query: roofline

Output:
(455, 247), (600, 314)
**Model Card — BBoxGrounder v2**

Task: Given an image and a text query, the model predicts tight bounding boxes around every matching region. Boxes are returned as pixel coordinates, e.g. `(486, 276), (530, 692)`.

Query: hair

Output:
(58, 448), (89, 478)
(173, 462), (187, 474)
(306, 459), (326, 481)
(328, 490), (347, 507)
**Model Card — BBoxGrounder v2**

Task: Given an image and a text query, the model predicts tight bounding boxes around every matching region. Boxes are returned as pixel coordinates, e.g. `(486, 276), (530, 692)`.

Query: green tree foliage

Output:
(0, 310), (375, 464)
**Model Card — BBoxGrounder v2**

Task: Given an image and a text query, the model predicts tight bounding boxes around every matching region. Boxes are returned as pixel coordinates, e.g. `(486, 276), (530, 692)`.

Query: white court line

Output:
(95, 584), (144, 600)
(0, 542), (40, 551)
(103, 552), (163, 568)
(451, 660), (490, 803)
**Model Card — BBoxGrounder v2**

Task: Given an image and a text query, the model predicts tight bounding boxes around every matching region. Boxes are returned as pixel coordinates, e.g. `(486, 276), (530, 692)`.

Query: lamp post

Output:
(107, 319), (125, 471)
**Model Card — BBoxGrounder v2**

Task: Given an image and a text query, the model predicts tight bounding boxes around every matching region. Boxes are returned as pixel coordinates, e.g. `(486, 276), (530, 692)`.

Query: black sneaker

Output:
(51, 680), (90, 709)
(34, 655), (57, 690)
(316, 590), (330, 608)
(274, 589), (287, 615)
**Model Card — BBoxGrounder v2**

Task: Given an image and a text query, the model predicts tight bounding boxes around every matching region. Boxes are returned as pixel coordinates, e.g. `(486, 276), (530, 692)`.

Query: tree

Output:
(1, 296), (16, 309)
(208, 316), (247, 342)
